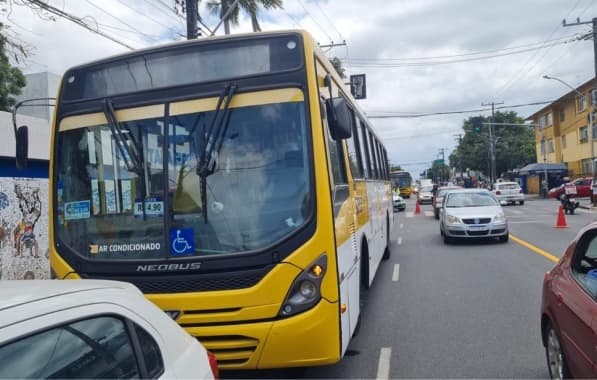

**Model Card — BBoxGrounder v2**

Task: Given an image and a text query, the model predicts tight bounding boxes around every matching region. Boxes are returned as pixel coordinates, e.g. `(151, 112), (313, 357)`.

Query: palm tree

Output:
(206, 0), (283, 35)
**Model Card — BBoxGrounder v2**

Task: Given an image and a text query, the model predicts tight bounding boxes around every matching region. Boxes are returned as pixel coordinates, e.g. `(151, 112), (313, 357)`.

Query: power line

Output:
(493, 0), (585, 98)
(296, 0), (334, 43)
(367, 100), (555, 118)
(112, 0), (184, 37)
(346, 34), (578, 62)
(85, 0), (153, 40)
(312, 0), (343, 42)
(344, 37), (582, 67)
(22, 0), (134, 50)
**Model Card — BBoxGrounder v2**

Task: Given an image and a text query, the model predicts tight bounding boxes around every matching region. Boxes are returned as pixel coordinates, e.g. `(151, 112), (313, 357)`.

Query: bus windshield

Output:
(55, 97), (313, 260)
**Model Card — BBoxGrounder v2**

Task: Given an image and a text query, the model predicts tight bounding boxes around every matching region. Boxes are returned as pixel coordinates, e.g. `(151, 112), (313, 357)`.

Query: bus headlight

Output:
(279, 254), (327, 318)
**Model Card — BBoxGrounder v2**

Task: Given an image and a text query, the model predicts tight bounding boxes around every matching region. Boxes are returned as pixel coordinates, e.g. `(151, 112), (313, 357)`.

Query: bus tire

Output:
(382, 215), (391, 260)
(361, 239), (370, 291)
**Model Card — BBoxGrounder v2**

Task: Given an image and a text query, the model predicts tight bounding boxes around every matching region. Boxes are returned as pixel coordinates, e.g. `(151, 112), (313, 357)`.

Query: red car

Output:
(549, 177), (592, 199)
(541, 222), (597, 379)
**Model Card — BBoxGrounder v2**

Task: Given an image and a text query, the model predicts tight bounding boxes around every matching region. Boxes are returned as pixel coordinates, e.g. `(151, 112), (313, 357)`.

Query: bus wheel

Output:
(382, 216), (391, 260)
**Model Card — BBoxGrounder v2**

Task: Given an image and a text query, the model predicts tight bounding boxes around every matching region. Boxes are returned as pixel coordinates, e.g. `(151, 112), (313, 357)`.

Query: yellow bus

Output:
(390, 170), (413, 198)
(26, 30), (393, 370)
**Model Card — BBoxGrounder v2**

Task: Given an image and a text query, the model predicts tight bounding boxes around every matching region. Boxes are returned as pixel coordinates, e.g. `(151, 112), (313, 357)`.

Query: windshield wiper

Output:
(196, 83), (237, 222)
(103, 99), (144, 175)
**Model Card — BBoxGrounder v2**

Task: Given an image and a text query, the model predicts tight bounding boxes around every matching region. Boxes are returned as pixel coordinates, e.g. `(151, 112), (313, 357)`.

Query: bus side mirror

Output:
(15, 125), (29, 170)
(325, 97), (352, 140)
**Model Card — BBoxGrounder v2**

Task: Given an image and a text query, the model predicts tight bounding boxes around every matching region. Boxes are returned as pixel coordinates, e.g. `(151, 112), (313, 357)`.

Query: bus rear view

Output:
(50, 30), (392, 370)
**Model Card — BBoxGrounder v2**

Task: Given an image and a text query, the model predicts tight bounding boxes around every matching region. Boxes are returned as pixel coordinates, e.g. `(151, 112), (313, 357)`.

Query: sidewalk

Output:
(524, 193), (596, 210)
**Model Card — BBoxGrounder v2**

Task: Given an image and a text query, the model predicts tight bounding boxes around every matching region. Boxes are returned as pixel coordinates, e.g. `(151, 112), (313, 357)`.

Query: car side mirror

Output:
(15, 125), (29, 170)
(325, 97), (352, 141)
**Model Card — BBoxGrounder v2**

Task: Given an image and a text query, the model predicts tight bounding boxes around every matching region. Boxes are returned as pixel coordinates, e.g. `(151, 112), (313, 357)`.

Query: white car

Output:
(0, 280), (218, 379)
(492, 181), (524, 205)
(439, 189), (509, 244)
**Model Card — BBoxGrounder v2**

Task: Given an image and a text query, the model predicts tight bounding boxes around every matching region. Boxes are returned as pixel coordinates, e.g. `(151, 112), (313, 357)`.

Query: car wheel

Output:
(545, 322), (570, 380)
(519, 200), (524, 205)
(443, 234), (452, 244)
(499, 234), (509, 243)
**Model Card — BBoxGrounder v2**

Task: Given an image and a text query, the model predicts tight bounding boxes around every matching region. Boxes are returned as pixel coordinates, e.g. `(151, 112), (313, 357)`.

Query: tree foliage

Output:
(449, 111), (536, 177)
(330, 56), (346, 79)
(206, 0), (283, 34)
(0, 27), (26, 112)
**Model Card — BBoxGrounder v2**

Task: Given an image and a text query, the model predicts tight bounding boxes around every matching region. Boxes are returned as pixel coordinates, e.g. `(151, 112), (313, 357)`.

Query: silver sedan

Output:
(439, 189), (508, 244)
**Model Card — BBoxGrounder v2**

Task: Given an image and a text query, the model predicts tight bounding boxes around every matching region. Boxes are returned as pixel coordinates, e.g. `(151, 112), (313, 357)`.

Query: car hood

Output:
(444, 205), (503, 219)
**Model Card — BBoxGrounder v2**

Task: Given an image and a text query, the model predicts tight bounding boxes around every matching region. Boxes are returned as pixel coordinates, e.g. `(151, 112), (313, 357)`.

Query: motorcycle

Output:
(560, 193), (579, 214)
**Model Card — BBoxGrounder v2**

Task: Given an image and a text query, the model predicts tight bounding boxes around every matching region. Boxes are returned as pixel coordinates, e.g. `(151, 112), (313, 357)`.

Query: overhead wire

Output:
(84, 0), (158, 42)
(493, 0), (585, 98)
(312, 0), (343, 42)
(366, 100), (555, 118)
(296, 0), (334, 43)
(344, 37), (580, 67)
(112, 0), (184, 38)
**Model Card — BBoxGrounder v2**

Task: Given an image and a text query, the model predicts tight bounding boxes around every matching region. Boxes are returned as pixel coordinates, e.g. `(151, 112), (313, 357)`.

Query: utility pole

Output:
(454, 134), (462, 177)
(564, 17), (597, 204)
(481, 101), (504, 186)
(185, 0), (199, 39)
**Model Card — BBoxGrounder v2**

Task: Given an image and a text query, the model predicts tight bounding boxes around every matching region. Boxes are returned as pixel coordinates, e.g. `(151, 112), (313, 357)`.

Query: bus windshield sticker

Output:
(89, 241), (162, 255)
(64, 200), (91, 220)
(134, 197), (163, 217)
(169, 227), (194, 256)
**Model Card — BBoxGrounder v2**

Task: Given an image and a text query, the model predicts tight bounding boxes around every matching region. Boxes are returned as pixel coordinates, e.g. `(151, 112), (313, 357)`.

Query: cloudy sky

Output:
(4, 0), (597, 178)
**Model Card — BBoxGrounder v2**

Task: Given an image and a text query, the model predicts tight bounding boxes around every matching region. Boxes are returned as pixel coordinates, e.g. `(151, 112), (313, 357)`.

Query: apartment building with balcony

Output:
(526, 77), (596, 180)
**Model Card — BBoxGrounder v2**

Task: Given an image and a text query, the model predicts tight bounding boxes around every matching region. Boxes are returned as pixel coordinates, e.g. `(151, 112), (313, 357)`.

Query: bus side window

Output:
(345, 108), (363, 180)
(358, 119), (371, 179)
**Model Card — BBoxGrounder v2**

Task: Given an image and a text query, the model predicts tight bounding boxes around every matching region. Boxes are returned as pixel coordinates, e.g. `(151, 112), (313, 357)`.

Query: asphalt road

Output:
(223, 196), (595, 379)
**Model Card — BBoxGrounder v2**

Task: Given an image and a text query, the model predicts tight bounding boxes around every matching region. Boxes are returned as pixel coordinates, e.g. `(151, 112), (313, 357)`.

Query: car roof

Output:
(445, 188), (490, 194)
(0, 280), (139, 312)
(495, 181), (519, 186)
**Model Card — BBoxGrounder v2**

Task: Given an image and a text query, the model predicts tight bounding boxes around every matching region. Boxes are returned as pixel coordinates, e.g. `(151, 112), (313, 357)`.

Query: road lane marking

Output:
(392, 264), (400, 282)
(397, 236), (403, 245)
(424, 211), (434, 217)
(510, 234), (559, 263)
(399, 223), (403, 229)
(376, 347), (392, 380)
(406, 212), (413, 218)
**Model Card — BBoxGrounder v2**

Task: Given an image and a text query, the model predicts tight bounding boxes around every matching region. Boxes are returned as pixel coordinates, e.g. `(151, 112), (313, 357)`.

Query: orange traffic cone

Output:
(415, 200), (421, 215)
(555, 205), (568, 228)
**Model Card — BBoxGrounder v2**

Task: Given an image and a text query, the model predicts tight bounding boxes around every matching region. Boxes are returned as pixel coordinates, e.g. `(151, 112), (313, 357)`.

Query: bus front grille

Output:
(196, 335), (259, 368)
(81, 266), (272, 294)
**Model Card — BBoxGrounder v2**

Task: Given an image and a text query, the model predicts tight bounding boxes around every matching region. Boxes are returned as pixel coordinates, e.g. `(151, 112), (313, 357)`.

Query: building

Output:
(15, 71), (60, 121)
(526, 77), (596, 185)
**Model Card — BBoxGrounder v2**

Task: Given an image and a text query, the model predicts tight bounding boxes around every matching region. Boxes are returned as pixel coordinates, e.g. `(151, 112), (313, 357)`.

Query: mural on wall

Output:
(0, 178), (49, 280)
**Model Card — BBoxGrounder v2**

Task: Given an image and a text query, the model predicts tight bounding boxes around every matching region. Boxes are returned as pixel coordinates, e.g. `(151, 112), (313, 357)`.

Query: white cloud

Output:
(4, 0), (597, 178)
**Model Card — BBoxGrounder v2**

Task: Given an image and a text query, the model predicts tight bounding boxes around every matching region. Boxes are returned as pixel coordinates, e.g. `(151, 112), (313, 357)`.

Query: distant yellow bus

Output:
(40, 30), (393, 370)
(390, 171), (413, 198)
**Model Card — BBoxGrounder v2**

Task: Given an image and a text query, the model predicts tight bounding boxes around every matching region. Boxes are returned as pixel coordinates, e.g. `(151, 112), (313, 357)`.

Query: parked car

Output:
(549, 177), (592, 199)
(439, 189), (508, 244)
(417, 184), (434, 204)
(0, 280), (219, 379)
(392, 192), (406, 211)
(541, 222), (597, 379)
(432, 186), (462, 220)
(492, 181), (525, 205)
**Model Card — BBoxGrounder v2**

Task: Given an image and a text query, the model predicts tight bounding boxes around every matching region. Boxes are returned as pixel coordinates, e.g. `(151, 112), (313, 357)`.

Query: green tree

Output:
(425, 161), (450, 182)
(207, 0), (283, 35)
(390, 164), (403, 172)
(0, 26), (26, 112)
(330, 56), (346, 79)
(449, 111), (536, 178)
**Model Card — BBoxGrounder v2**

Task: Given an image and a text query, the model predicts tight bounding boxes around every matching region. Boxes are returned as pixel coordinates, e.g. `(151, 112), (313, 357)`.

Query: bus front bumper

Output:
(176, 299), (340, 370)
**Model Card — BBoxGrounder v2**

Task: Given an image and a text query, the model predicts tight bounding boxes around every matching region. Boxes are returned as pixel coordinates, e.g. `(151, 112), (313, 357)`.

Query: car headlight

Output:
(493, 212), (506, 223)
(393, 195), (399, 201)
(445, 214), (462, 225)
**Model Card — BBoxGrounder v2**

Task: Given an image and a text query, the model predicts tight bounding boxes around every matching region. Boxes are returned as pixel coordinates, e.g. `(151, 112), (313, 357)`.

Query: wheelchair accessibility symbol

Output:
(169, 228), (194, 255)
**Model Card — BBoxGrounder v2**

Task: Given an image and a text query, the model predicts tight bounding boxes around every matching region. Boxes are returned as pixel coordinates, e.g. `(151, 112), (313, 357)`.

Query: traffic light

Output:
(471, 116), (483, 132)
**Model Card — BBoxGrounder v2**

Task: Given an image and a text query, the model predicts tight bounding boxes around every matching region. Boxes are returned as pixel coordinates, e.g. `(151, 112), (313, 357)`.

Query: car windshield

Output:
(445, 192), (498, 207)
(421, 185), (434, 192)
(55, 97), (313, 259)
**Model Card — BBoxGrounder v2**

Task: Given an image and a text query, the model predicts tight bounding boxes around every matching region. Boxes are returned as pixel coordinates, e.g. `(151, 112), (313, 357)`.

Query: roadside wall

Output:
(0, 178), (50, 280)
